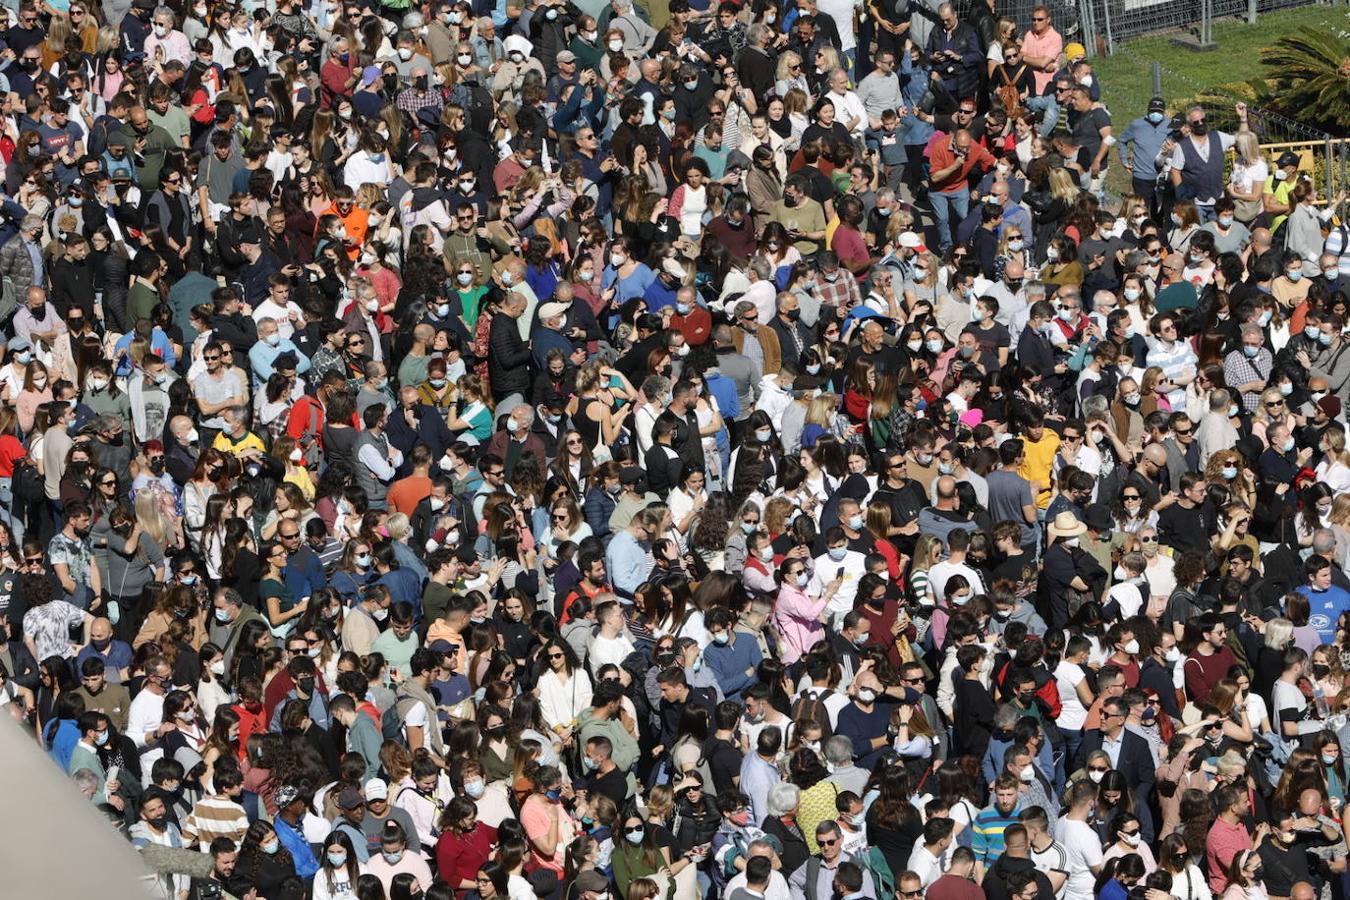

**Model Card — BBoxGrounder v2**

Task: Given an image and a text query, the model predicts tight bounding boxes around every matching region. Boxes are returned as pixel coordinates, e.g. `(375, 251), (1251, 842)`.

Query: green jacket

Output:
(576, 707), (640, 774)
(68, 741), (107, 804)
(611, 840), (672, 900)
(346, 713), (384, 781)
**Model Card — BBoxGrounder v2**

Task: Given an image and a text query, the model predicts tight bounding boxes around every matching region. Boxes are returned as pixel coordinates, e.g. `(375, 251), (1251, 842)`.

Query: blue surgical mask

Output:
(847, 515), (863, 530)
(755, 429), (772, 443)
(827, 547), (847, 561)
(1243, 345), (1259, 358)
(545, 788), (563, 801)
(1147, 111), (1164, 124)
(712, 632), (730, 645)
(806, 363), (821, 375)
(328, 851), (348, 867)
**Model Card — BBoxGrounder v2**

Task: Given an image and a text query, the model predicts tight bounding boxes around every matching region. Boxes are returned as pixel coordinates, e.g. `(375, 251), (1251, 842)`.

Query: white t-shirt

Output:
(1056, 818), (1103, 900)
(1106, 581), (1146, 620)
(815, 0), (860, 50)
(588, 633), (637, 677)
(1030, 838), (1070, 900)
(1054, 660), (1089, 730)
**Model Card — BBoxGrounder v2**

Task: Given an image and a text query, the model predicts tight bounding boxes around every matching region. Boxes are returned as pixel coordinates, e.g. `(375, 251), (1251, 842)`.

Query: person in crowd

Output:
(0, 6), (1340, 900)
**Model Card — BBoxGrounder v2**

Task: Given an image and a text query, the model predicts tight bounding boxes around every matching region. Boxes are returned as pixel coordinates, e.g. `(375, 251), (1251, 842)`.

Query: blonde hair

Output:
(775, 50), (802, 81)
(1234, 132), (1262, 167)
(911, 534), (941, 574)
(1048, 167), (1078, 202)
(805, 393), (837, 427)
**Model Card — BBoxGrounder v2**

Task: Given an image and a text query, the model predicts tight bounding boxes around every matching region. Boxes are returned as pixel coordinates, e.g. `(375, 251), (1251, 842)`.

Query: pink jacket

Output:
(773, 584), (829, 665)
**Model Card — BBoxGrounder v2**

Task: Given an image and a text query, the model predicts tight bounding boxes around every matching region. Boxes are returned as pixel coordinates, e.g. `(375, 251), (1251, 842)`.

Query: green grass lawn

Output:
(1091, 3), (1345, 195)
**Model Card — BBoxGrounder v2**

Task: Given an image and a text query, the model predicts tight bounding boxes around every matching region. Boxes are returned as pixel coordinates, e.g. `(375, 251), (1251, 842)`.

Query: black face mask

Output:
(1313, 663), (1331, 678)
(485, 724), (507, 740)
(296, 676), (316, 694)
(1191, 121), (1208, 136)
(147, 815), (168, 830)
(382, 74), (398, 93)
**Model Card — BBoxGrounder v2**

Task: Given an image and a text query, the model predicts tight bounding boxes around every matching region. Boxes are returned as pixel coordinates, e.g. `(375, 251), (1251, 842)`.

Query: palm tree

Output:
(1258, 28), (1350, 132)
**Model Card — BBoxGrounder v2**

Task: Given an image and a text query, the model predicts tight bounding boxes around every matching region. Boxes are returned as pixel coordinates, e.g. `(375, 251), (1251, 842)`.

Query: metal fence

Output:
(1094, 44), (1347, 201)
(1077, 0), (1328, 48)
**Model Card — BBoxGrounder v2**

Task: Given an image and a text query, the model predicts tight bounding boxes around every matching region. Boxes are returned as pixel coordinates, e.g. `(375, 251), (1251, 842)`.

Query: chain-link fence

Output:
(1076, 0), (1326, 49)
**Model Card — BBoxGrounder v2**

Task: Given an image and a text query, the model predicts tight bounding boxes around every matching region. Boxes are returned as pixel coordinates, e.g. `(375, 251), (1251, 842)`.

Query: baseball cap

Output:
(1148, 97), (1166, 114)
(898, 231), (921, 249)
(364, 778), (389, 801)
(556, 50), (576, 64)
(337, 787), (366, 810)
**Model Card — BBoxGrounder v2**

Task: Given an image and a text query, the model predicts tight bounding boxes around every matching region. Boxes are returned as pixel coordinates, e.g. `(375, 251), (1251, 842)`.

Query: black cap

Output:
(1278, 150), (1300, 168)
(619, 466), (645, 485)
(1147, 96), (1165, 114)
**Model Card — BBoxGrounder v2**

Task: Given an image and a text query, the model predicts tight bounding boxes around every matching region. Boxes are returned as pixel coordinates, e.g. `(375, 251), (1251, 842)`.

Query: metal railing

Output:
(1077, 0), (1329, 50)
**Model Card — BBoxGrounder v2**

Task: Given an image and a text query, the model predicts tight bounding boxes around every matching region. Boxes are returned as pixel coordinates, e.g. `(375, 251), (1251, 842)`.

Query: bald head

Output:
(1142, 444), (1168, 467)
(935, 475), (957, 503)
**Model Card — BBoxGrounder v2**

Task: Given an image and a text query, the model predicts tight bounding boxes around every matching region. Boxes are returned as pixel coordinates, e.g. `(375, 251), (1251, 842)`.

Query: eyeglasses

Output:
(1266, 401), (1284, 408)
(280, 532), (300, 540)
(819, 838), (838, 846)
(486, 470), (504, 478)
(1122, 494), (1141, 501)
(204, 354), (221, 361)
(548, 652), (565, 660)
(1139, 535), (1157, 543)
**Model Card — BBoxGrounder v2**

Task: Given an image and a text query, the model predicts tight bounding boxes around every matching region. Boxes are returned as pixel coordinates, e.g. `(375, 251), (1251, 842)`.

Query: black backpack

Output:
(790, 689), (835, 740)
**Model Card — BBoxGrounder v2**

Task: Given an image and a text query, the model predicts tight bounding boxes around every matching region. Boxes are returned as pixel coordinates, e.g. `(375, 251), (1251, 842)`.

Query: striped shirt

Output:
(1145, 338), (1197, 409)
(971, 800), (1024, 864)
(182, 795), (250, 851)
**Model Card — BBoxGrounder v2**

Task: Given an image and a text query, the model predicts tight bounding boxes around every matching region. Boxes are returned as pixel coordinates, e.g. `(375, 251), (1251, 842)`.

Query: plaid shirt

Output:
(814, 271), (863, 311)
(396, 87), (443, 116)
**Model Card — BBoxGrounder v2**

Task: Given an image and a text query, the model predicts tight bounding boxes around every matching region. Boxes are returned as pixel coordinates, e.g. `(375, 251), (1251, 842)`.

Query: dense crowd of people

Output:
(6, 0), (1350, 898)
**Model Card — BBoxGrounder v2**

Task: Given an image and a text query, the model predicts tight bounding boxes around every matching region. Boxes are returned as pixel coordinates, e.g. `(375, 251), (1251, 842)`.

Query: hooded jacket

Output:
(576, 706), (640, 774)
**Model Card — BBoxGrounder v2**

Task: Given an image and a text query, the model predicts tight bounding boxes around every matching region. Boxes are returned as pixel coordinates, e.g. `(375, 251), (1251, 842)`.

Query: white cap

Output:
(898, 231), (922, 249)
(363, 778), (389, 801)
(538, 302), (568, 322)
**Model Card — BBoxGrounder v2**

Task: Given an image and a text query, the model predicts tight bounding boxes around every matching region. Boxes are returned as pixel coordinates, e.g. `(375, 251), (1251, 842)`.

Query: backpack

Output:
(804, 849), (895, 900)
(995, 66), (1027, 118)
(790, 689), (835, 740)
(380, 702), (405, 741)
(12, 454), (43, 506)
